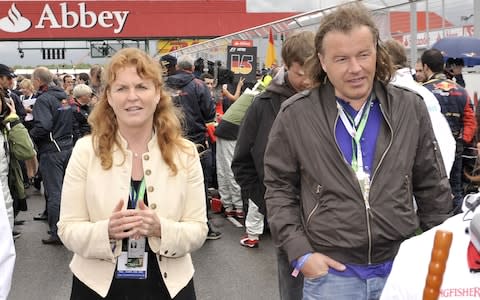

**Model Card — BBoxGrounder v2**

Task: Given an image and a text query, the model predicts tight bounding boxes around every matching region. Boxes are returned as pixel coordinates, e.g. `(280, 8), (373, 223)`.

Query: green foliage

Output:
(13, 63), (94, 69)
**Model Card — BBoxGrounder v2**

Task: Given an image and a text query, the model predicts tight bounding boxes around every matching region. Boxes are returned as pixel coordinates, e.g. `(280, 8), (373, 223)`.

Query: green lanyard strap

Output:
(337, 95), (373, 172)
(129, 178), (146, 208)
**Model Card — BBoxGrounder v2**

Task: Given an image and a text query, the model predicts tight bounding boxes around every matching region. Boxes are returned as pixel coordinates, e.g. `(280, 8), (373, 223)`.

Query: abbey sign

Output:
(0, 1), (295, 40)
(0, 2), (130, 39)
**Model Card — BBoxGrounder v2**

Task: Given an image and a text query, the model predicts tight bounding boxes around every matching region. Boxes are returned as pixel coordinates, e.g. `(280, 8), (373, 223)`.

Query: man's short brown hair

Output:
(281, 31), (315, 68)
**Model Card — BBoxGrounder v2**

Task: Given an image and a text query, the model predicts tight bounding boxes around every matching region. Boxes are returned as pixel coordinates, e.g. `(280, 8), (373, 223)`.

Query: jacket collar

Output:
(115, 129), (158, 155)
(316, 80), (389, 123)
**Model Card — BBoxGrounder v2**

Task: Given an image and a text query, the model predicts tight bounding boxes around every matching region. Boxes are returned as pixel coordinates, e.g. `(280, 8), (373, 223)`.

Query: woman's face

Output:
(107, 66), (160, 131)
(20, 86), (33, 96)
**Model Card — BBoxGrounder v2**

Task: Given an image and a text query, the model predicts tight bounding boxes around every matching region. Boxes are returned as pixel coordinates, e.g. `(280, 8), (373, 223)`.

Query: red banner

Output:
(0, 1), (295, 40)
(232, 40), (253, 47)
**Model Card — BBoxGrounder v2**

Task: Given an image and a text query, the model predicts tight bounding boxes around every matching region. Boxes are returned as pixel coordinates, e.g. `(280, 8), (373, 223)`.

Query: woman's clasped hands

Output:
(108, 200), (162, 241)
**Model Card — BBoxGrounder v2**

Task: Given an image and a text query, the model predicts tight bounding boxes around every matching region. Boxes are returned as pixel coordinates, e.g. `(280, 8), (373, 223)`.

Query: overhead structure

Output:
(166, 0), (413, 59)
(166, 0), (474, 68)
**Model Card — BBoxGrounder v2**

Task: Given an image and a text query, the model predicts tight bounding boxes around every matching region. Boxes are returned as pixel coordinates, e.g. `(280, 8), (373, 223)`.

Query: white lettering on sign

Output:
(35, 2), (129, 34)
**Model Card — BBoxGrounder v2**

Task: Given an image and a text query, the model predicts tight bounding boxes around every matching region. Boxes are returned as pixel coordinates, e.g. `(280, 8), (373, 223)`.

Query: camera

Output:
(464, 193), (480, 211)
(0, 91), (11, 121)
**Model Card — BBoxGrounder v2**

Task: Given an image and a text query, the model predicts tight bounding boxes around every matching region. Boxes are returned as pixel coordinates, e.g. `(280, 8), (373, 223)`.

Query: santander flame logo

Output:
(0, 3), (31, 33)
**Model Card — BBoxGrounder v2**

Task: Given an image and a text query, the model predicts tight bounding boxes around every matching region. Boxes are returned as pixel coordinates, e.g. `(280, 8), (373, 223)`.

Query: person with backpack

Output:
(165, 55), (220, 240)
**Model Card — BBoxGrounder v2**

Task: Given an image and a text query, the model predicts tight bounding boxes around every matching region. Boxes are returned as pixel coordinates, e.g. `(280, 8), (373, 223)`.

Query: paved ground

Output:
(8, 187), (279, 300)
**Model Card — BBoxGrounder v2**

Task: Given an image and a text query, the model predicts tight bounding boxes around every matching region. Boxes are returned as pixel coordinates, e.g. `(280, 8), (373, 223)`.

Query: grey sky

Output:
(0, 0), (474, 68)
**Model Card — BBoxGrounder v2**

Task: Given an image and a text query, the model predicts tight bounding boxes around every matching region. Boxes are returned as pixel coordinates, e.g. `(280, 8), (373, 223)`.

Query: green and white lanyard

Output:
(336, 95), (374, 202)
(129, 178), (146, 209)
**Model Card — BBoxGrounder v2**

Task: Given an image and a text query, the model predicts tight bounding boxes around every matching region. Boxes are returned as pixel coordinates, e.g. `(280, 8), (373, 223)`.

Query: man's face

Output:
(76, 93), (92, 105)
(318, 25), (377, 103)
(204, 78), (214, 93)
(286, 62), (311, 92)
(415, 62), (426, 83)
(32, 77), (40, 90)
(7, 77), (16, 89)
(0, 76), (9, 89)
(63, 76), (74, 91)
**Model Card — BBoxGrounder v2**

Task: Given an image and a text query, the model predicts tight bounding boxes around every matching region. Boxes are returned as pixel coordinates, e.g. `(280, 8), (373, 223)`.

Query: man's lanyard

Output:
(129, 178), (146, 209)
(336, 95), (373, 173)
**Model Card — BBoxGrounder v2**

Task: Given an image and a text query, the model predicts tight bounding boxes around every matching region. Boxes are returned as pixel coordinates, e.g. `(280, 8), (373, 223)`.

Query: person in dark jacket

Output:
(71, 84), (92, 144)
(232, 31), (315, 300)
(165, 55), (220, 240)
(263, 4), (452, 299)
(422, 49), (476, 212)
(0, 64), (26, 122)
(166, 55), (215, 146)
(31, 66), (73, 245)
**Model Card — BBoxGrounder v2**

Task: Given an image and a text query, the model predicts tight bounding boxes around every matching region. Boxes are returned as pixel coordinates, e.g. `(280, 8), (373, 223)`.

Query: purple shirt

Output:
(335, 98), (381, 175)
(331, 97), (392, 279)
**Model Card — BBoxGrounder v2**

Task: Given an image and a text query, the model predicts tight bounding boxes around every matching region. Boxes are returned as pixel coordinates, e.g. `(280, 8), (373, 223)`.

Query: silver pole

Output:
(475, 1), (480, 38)
(410, 1), (418, 69)
(425, 0), (430, 47)
(441, 0), (445, 38)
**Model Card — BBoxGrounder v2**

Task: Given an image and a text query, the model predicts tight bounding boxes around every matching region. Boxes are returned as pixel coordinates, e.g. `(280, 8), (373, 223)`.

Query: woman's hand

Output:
(136, 201), (162, 238)
(108, 200), (143, 240)
(5, 98), (16, 116)
(237, 77), (245, 89)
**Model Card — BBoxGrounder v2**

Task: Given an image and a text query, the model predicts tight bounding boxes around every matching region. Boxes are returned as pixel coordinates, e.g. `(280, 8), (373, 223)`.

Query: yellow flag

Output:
(265, 27), (277, 68)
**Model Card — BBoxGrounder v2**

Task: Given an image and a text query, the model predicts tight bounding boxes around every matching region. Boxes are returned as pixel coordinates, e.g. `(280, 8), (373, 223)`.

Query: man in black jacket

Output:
(31, 67), (73, 245)
(263, 4), (451, 299)
(165, 55), (220, 239)
(71, 84), (92, 145)
(232, 31), (315, 300)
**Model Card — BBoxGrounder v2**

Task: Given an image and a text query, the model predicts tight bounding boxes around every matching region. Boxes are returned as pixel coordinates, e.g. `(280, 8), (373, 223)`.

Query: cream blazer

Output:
(58, 134), (208, 298)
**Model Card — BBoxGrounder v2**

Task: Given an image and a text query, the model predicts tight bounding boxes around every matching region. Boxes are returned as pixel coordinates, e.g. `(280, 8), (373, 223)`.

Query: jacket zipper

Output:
(405, 175), (411, 197)
(306, 185), (322, 226)
(334, 109), (375, 263)
(432, 140), (445, 178)
(368, 102), (393, 264)
(333, 105), (393, 264)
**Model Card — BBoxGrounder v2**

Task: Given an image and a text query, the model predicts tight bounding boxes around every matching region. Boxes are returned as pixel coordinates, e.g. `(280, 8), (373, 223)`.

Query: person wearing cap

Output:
(0, 64), (29, 238)
(160, 54), (177, 77)
(0, 64), (26, 122)
(380, 194), (480, 299)
(0, 87), (36, 242)
(71, 84), (93, 145)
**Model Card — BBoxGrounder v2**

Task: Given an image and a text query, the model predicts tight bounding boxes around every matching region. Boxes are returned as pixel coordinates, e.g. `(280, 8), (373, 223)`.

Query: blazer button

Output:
(172, 252), (176, 256)
(150, 203), (157, 210)
(164, 250), (168, 255)
(145, 169), (151, 176)
(148, 186), (154, 193)
(164, 272), (167, 278)
(143, 154), (150, 160)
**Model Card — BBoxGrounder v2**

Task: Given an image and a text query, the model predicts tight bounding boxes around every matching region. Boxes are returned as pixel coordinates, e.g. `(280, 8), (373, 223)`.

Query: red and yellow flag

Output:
(265, 27), (277, 68)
